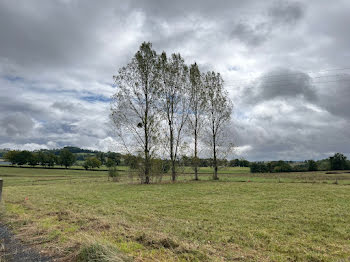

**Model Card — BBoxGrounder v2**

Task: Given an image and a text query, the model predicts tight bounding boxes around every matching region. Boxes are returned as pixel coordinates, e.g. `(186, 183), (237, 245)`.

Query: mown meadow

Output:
(1, 166), (350, 261)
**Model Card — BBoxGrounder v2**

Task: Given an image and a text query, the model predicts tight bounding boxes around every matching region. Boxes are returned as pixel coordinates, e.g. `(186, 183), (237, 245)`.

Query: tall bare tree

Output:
(204, 71), (233, 180)
(188, 63), (206, 180)
(111, 42), (160, 184)
(158, 52), (190, 182)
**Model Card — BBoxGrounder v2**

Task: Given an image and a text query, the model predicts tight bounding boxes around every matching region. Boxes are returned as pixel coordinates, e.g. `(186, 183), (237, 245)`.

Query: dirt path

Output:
(0, 224), (52, 262)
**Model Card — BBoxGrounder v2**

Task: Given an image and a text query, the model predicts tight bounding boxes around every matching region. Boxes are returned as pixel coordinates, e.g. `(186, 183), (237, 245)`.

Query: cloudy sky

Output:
(1, 0), (350, 161)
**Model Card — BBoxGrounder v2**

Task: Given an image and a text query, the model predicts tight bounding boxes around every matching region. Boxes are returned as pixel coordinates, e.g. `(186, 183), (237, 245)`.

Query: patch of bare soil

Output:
(0, 223), (52, 262)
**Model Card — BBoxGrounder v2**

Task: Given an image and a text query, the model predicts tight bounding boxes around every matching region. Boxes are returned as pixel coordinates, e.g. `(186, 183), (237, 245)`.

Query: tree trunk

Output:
(194, 126), (198, 181)
(213, 134), (218, 180)
(144, 151), (150, 184)
(171, 160), (176, 182)
(170, 126), (176, 182)
(144, 125), (150, 184)
(144, 82), (150, 184)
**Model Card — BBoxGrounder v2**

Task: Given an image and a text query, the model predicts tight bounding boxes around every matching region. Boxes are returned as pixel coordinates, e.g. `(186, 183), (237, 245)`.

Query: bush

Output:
(106, 158), (116, 168)
(292, 164), (308, 172)
(150, 159), (168, 183)
(251, 161), (293, 173)
(250, 162), (269, 173)
(229, 158), (250, 167)
(83, 157), (102, 170)
(108, 167), (120, 182)
(272, 161), (292, 172)
(329, 153), (348, 170)
(83, 162), (90, 170)
(124, 154), (141, 169)
(161, 160), (171, 173)
(317, 159), (331, 171)
(307, 160), (318, 171)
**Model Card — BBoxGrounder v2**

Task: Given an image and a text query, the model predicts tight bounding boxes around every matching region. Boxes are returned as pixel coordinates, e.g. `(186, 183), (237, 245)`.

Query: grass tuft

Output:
(76, 243), (131, 262)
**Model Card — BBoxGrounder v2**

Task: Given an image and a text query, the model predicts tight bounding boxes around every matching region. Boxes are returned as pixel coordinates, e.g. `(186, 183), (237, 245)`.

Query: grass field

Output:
(1, 166), (350, 261)
(0, 164), (250, 173)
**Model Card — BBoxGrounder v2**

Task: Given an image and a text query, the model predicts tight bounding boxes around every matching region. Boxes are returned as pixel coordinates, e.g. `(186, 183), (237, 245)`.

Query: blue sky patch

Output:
(81, 95), (111, 103)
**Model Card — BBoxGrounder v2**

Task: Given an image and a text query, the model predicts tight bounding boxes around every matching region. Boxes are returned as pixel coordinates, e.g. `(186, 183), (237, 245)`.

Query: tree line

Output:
(2, 148), (120, 170)
(4, 148), (76, 168)
(250, 153), (350, 173)
(2, 147), (251, 172)
(111, 42), (234, 183)
(4, 148), (349, 174)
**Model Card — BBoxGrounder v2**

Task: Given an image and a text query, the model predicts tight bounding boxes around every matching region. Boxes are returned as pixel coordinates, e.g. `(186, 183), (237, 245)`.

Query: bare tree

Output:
(188, 63), (207, 180)
(111, 42), (161, 184)
(158, 52), (190, 182)
(204, 71), (233, 180)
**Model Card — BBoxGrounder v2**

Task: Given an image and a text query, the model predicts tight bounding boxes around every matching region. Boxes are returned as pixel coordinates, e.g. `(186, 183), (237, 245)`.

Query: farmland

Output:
(1, 166), (350, 261)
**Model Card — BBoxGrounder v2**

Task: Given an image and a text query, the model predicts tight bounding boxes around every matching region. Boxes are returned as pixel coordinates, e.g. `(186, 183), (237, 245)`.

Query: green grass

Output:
(0, 164), (249, 173)
(1, 167), (350, 261)
(0, 166), (251, 187)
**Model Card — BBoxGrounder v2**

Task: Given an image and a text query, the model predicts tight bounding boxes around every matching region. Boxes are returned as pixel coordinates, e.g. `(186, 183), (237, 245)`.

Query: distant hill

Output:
(0, 147), (113, 159)
(38, 146), (100, 155)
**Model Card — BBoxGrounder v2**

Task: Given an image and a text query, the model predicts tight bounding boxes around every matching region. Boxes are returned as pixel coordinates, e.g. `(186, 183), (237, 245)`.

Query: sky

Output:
(0, 0), (350, 161)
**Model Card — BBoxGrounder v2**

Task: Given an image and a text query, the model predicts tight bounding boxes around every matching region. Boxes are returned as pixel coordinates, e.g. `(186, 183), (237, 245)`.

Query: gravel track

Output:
(0, 224), (52, 262)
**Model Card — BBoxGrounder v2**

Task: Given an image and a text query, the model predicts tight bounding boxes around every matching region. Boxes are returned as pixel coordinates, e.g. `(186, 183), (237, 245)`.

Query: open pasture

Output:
(1, 167), (350, 261)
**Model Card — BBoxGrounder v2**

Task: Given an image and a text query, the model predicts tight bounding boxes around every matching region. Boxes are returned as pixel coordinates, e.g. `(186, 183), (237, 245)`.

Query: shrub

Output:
(83, 157), (102, 170)
(317, 159), (331, 171)
(108, 167), (120, 182)
(251, 161), (293, 173)
(124, 154), (141, 169)
(292, 164), (308, 172)
(329, 153), (348, 170)
(105, 158), (116, 168)
(307, 160), (318, 171)
(83, 162), (89, 170)
(250, 162), (269, 173)
(272, 161), (292, 172)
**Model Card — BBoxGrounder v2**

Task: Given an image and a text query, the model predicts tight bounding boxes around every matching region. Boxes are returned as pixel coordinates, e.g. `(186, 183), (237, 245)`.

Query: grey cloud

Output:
(0, 95), (47, 118)
(229, 1), (304, 47)
(318, 77), (350, 119)
(268, 1), (304, 25)
(259, 69), (316, 100)
(0, 2), (94, 68)
(0, 112), (34, 136)
(39, 122), (77, 135)
(127, 0), (258, 19)
(231, 23), (269, 47)
(0, 0), (136, 76)
(232, 101), (350, 161)
(243, 68), (317, 103)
